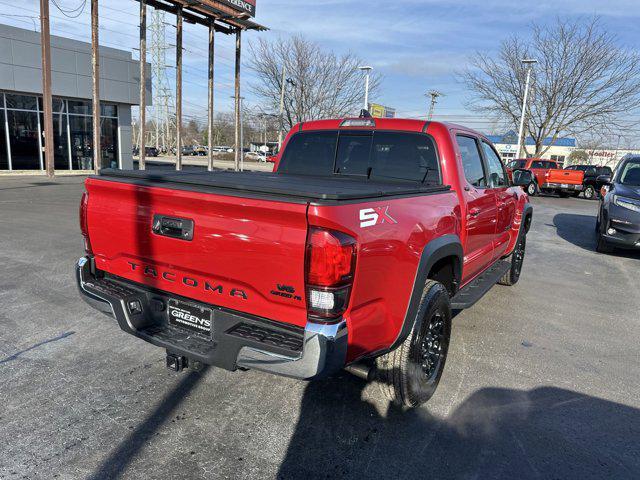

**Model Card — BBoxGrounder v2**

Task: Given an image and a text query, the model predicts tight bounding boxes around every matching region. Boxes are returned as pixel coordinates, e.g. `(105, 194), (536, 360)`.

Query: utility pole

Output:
(175, 6), (183, 171)
(91, 0), (101, 174)
(234, 29), (242, 171)
(427, 90), (442, 120)
(358, 66), (372, 110)
(39, 0), (54, 178)
(517, 59), (537, 159)
(207, 21), (215, 171)
(138, 0), (147, 170)
(277, 65), (286, 150)
(231, 95), (245, 171)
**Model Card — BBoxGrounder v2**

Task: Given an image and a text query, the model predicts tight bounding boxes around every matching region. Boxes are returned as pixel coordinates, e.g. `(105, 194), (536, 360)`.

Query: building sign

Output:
(368, 103), (396, 119)
(217, 0), (256, 17)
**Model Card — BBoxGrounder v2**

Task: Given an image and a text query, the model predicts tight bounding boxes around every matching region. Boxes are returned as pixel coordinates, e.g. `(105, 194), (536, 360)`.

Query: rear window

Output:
(507, 160), (527, 169)
(278, 130), (441, 184)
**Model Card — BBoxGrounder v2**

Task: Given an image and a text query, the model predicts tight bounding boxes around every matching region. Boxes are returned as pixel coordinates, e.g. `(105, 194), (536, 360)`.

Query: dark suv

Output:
(565, 164), (613, 200)
(596, 155), (640, 253)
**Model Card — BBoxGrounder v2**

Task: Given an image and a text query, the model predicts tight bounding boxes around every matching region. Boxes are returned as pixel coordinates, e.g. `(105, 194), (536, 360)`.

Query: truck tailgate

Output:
(546, 169), (584, 185)
(85, 177), (310, 327)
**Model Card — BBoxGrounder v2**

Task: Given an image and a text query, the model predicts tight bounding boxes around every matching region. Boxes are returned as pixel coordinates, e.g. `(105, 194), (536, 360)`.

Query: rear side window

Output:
(278, 131), (337, 175)
(457, 135), (486, 187)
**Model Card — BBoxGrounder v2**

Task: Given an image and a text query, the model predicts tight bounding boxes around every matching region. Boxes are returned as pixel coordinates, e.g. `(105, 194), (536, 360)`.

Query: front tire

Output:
(596, 233), (614, 254)
(376, 281), (452, 408)
(499, 228), (527, 286)
(526, 182), (538, 196)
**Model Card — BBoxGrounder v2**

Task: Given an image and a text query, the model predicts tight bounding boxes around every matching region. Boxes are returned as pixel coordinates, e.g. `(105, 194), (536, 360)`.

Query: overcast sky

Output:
(2, 0), (640, 142)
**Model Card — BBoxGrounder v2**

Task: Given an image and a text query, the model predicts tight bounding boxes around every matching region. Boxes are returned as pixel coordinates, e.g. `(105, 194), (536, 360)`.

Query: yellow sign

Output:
(369, 103), (386, 118)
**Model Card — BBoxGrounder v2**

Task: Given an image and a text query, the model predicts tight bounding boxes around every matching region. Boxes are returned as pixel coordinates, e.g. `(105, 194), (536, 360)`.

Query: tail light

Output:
(79, 191), (93, 254)
(305, 227), (357, 321)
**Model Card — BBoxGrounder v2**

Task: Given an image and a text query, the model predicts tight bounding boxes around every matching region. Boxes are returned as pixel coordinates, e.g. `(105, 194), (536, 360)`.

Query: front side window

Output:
(481, 141), (507, 187)
(457, 135), (486, 187)
(530, 160), (545, 169)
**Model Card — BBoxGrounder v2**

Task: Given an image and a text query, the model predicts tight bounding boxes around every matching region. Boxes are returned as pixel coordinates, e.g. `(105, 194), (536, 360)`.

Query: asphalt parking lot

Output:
(1, 175), (639, 480)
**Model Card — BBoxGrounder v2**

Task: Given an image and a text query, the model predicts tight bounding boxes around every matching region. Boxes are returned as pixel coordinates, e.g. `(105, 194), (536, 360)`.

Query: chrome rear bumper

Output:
(76, 256), (348, 380)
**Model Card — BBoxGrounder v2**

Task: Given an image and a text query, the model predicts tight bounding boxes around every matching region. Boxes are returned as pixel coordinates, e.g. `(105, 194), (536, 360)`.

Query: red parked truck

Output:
(506, 158), (584, 197)
(77, 117), (533, 407)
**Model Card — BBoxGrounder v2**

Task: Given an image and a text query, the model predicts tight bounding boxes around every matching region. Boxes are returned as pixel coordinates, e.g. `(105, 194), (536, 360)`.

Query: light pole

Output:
(358, 66), (372, 111)
(516, 59), (537, 159)
(278, 75), (295, 151)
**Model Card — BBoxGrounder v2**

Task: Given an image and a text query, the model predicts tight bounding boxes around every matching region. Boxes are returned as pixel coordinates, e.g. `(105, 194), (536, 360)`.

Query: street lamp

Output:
(358, 66), (373, 111)
(516, 59), (537, 159)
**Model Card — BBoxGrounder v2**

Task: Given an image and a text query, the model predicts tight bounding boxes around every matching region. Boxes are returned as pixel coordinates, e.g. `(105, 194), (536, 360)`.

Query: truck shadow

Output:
(553, 213), (639, 259)
(278, 374), (640, 479)
(88, 366), (209, 480)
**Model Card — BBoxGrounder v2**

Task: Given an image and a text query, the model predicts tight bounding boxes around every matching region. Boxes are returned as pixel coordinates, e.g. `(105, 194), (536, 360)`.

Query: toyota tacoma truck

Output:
(77, 117), (533, 407)
(506, 158), (584, 197)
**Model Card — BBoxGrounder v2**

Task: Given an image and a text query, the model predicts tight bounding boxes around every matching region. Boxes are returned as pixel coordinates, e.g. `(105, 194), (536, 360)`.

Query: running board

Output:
(450, 260), (511, 309)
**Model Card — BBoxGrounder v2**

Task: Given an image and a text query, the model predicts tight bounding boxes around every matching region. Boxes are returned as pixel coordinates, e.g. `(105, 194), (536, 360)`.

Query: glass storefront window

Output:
(101, 117), (119, 169)
(0, 108), (8, 170)
(40, 111), (70, 170)
(68, 100), (92, 115)
(1, 92), (121, 171)
(38, 97), (66, 114)
(101, 104), (117, 118)
(6, 110), (41, 170)
(69, 115), (94, 170)
(5, 94), (38, 111)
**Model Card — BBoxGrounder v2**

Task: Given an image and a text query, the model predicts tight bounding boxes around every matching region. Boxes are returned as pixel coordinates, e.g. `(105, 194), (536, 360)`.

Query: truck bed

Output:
(98, 168), (449, 203)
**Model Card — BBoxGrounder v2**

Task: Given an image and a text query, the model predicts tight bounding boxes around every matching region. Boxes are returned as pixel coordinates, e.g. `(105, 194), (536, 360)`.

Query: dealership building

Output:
(487, 131), (640, 168)
(0, 24), (150, 174)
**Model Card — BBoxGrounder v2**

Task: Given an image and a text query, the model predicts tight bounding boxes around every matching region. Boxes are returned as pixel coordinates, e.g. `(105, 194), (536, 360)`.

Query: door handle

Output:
(469, 208), (481, 217)
(152, 215), (195, 241)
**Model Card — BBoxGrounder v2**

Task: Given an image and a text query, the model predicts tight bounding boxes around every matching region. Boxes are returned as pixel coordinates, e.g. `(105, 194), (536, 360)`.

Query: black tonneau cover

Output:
(97, 169), (449, 202)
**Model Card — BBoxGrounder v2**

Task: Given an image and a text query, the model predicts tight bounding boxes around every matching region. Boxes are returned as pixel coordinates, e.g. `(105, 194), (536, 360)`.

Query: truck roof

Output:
(296, 118), (484, 137)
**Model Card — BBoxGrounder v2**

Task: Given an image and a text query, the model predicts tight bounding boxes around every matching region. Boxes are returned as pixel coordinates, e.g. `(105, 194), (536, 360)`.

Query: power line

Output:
(51, 0), (87, 19)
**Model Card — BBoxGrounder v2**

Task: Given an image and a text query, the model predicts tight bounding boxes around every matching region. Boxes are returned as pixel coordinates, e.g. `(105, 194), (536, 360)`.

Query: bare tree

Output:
(248, 35), (382, 129)
(461, 18), (640, 157)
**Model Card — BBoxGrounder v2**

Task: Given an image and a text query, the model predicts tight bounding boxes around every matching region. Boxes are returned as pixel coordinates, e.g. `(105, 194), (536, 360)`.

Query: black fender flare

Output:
(383, 234), (463, 355)
(522, 203), (533, 233)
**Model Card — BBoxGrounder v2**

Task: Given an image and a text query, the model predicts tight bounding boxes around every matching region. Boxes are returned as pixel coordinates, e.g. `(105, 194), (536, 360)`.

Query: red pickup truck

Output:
(77, 118), (533, 407)
(506, 158), (584, 197)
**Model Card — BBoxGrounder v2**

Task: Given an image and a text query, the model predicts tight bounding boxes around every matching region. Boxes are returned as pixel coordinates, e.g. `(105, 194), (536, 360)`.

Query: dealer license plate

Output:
(167, 299), (212, 337)
(561, 184), (569, 189)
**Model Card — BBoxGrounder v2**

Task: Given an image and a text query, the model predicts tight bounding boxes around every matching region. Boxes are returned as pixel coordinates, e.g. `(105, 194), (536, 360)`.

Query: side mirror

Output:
(512, 169), (534, 187)
(596, 174), (612, 185)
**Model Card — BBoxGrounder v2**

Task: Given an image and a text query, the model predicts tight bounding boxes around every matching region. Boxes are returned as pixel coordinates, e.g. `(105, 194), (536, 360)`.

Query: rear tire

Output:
(584, 185), (596, 200)
(376, 281), (451, 408)
(499, 229), (527, 286)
